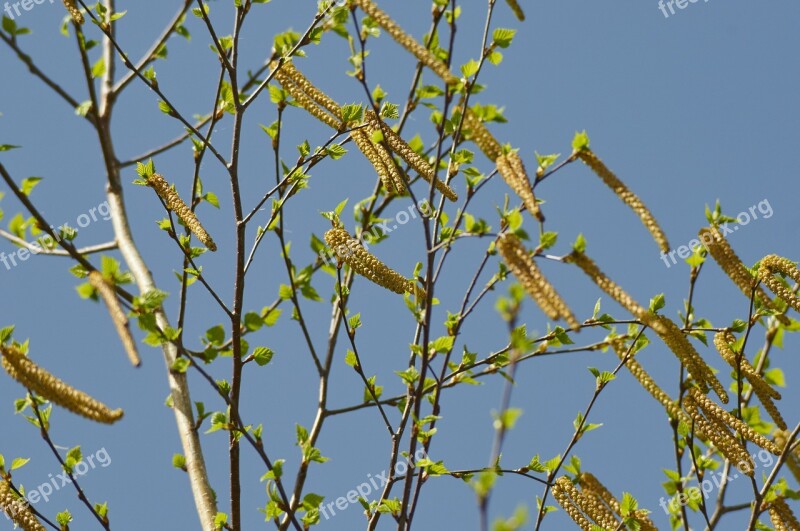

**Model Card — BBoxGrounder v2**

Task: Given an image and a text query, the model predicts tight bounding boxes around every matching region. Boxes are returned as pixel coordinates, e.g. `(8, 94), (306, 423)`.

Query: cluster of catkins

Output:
(552, 473), (657, 530)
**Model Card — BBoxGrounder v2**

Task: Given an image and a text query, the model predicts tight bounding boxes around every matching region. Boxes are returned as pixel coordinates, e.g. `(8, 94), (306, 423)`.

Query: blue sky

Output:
(1, 0), (799, 529)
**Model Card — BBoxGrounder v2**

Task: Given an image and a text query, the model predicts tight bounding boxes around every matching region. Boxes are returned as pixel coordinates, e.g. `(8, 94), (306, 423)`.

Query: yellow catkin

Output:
(578, 473), (658, 531)
(714, 331), (786, 429)
(683, 394), (755, 474)
(496, 151), (543, 222)
(700, 227), (782, 315)
(324, 227), (423, 298)
(62, 0), (83, 24)
(372, 134), (407, 193)
(365, 111), (458, 201)
(88, 271), (141, 367)
(277, 61), (342, 119)
(350, 0), (459, 85)
(769, 497), (800, 531)
(273, 64), (343, 130)
(576, 149), (669, 253)
(147, 174), (217, 252)
(0, 480), (45, 531)
(759, 255), (800, 312)
(552, 477), (593, 531)
(504, 0), (526, 21)
(462, 109), (503, 162)
(497, 234), (579, 331)
(687, 387), (780, 455)
(569, 251), (726, 401)
(0, 345), (123, 424)
(610, 340), (688, 424)
(651, 316), (728, 404)
(351, 128), (400, 194)
(774, 430), (800, 485)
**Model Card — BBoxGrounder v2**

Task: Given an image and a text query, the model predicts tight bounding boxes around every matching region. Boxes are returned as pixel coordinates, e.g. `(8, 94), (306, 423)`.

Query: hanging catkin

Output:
(0, 481), (45, 531)
(325, 227), (424, 298)
(714, 331), (785, 429)
(699, 226), (784, 317)
(365, 111), (458, 201)
(62, 0), (83, 24)
(686, 387), (780, 455)
(147, 174), (217, 252)
(350, 0), (459, 84)
(610, 339), (688, 424)
(651, 316), (728, 404)
(89, 271), (141, 367)
(683, 393), (755, 474)
(768, 497), (800, 531)
(272, 61), (343, 130)
(578, 473), (658, 531)
(759, 255), (800, 312)
(496, 151), (543, 221)
(575, 148), (669, 253)
(0, 345), (124, 424)
(497, 234), (579, 330)
(552, 477), (594, 531)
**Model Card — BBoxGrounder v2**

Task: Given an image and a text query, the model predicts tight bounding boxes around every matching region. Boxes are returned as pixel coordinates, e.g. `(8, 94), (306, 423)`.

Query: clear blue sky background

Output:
(1, 0), (799, 529)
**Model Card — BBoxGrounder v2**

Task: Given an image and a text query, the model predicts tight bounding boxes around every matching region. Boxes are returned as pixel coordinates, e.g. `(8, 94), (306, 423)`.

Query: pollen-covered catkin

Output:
(147, 174), (217, 252)
(365, 111), (458, 201)
(278, 61), (342, 119)
(768, 497), (800, 531)
(714, 331), (786, 429)
(350, 0), (459, 84)
(0, 480), (46, 531)
(759, 255), (800, 312)
(62, 0), (83, 24)
(273, 65), (343, 130)
(496, 151), (543, 221)
(552, 477), (593, 531)
(497, 234), (579, 331)
(687, 387), (780, 454)
(683, 394), (755, 474)
(89, 272), (141, 367)
(351, 129), (400, 194)
(576, 148), (669, 253)
(700, 227), (781, 314)
(652, 316), (728, 404)
(610, 340), (688, 423)
(324, 227), (423, 298)
(568, 251), (649, 321)
(578, 473), (658, 531)
(0, 345), (123, 424)
(462, 109), (503, 161)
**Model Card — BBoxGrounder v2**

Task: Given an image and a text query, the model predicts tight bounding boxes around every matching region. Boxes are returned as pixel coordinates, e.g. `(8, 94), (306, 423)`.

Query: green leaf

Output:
(252, 347), (274, 367)
(572, 130), (590, 152)
(492, 28), (516, 48)
(20, 177), (42, 196)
